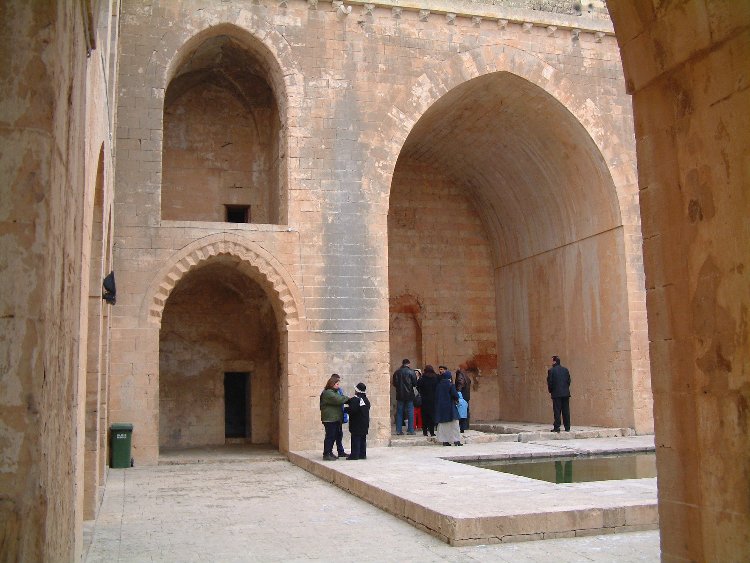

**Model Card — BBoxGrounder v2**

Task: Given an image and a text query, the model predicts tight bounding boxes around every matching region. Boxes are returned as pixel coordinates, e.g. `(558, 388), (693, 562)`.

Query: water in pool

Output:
(460, 452), (657, 483)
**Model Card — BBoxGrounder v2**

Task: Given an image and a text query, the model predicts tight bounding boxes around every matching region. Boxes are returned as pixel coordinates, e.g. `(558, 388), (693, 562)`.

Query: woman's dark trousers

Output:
(335, 421), (346, 455)
(323, 421), (338, 456)
(422, 409), (436, 436)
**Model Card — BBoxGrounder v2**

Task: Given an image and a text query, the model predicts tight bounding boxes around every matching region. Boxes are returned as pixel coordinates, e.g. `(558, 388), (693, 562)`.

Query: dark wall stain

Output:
(693, 256), (736, 379)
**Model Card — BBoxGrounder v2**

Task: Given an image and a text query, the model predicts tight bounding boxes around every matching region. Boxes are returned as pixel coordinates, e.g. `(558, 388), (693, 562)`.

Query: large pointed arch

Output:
(378, 43), (650, 433)
(363, 43), (637, 223)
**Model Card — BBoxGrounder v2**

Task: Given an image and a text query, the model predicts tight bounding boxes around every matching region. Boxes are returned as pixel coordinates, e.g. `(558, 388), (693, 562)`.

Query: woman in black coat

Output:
(345, 382), (371, 460)
(433, 367), (462, 446)
(416, 365), (439, 437)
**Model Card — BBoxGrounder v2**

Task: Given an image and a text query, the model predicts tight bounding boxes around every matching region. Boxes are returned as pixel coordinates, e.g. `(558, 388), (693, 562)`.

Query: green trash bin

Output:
(110, 423), (134, 468)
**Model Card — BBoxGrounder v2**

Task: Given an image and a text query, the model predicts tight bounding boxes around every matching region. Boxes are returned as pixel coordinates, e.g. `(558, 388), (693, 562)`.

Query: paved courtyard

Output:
(84, 443), (660, 562)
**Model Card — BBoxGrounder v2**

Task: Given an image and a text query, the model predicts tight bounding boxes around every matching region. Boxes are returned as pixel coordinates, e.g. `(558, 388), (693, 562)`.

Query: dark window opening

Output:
(224, 372), (250, 438)
(225, 205), (250, 223)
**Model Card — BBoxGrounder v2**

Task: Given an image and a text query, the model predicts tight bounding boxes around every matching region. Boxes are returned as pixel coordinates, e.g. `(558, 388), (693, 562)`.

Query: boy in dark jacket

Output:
(345, 382), (371, 460)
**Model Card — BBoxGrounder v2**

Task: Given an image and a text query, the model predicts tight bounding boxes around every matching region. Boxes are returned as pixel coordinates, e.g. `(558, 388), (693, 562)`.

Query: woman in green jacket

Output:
(320, 374), (349, 461)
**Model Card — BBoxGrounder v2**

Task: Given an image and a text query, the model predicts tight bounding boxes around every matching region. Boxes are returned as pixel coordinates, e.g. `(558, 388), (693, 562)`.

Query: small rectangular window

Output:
(225, 205), (250, 223)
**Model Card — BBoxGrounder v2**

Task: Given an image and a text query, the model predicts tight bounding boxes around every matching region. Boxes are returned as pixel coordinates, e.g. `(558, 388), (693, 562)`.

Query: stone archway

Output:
(143, 234), (303, 330)
(137, 233), (306, 457)
(377, 44), (651, 433)
(158, 258), (281, 449)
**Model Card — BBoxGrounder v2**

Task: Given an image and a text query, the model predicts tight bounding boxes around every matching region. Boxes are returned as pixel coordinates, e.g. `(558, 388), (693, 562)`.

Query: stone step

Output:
(473, 421), (635, 442)
(389, 422), (636, 447)
(389, 429), (517, 447)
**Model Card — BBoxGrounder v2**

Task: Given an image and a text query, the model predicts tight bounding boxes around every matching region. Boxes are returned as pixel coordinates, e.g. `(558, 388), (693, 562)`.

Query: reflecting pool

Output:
(459, 452), (657, 483)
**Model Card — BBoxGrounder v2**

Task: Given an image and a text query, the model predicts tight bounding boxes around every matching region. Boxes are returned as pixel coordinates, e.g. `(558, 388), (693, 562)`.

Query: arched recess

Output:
(83, 145), (106, 520)
(379, 45), (651, 432)
(389, 294), (423, 424)
(161, 23), (295, 225)
(142, 233), (305, 452)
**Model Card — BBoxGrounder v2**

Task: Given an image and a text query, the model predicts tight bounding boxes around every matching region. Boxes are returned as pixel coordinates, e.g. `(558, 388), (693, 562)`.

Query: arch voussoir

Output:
(142, 233), (304, 330)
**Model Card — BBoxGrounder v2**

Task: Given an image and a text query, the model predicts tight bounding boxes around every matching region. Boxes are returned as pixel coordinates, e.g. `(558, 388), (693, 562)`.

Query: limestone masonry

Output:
(1, 1), (747, 561)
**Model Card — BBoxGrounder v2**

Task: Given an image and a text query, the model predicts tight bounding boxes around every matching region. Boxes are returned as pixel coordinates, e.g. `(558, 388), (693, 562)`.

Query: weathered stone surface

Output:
(110, 0), (648, 468)
(610, 1), (750, 560)
(1, 0), (746, 561)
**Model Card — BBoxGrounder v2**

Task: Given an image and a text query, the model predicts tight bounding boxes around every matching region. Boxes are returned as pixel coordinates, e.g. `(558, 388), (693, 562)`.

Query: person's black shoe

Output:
(323, 454), (338, 461)
(454, 441), (463, 446)
(346, 456), (359, 460)
(442, 442), (451, 446)
(565, 428), (571, 432)
(395, 432), (404, 436)
(338, 452), (347, 457)
(551, 428), (561, 433)
(460, 430), (465, 433)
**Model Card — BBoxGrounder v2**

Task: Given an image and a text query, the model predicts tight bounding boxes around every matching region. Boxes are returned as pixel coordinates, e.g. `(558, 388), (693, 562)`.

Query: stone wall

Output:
(0, 1), (118, 560)
(496, 227), (634, 426)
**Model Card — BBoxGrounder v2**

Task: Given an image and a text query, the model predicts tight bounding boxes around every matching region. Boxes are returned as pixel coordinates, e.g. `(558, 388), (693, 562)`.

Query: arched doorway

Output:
(388, 70), (638, 429)
(158, 257), (281, 449)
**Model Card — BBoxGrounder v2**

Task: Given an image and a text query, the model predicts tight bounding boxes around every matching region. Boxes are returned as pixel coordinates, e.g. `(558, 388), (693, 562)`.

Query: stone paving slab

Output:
(83, 451), (660, 562)
(290, 435), (657, 545)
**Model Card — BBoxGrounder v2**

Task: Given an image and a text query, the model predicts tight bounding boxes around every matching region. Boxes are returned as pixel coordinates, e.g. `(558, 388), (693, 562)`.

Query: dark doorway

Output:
(224, 372), (250, 438)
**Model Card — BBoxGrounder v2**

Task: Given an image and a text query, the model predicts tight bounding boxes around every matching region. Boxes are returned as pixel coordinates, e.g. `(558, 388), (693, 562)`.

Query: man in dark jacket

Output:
(392, 358), (417, 435)
(345, 382), (370, 460)
(547, 355), (571, 432)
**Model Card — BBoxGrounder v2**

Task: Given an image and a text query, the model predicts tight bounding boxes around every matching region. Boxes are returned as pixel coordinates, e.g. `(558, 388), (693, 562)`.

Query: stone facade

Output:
(1, 0), (747, 561)
(110, 0), (649, 465)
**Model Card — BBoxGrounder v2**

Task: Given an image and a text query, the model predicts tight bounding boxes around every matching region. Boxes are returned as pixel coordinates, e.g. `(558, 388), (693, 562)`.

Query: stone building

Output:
(112, 0), (650, 463)
(0, 1), (747, 562)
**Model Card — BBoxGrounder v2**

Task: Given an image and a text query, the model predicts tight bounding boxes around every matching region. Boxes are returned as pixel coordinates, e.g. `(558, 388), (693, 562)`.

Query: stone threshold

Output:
(289, 436), (658, 545)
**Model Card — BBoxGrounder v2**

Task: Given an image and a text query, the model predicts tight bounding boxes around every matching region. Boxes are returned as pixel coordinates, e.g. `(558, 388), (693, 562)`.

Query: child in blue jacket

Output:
(457, 391), (469, 433)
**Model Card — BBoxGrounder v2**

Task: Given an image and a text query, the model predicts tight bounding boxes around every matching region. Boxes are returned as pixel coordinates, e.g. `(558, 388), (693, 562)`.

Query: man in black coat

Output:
(547, 355), (571, 432)
(392, 358), (417, 435)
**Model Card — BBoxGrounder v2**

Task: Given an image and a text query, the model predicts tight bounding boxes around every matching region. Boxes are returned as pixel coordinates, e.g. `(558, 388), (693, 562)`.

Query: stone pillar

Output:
(611, 3), (750, 560)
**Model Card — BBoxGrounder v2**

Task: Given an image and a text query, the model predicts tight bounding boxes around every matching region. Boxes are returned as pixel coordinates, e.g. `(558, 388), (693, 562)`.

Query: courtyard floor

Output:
(84, 430), (661, 562)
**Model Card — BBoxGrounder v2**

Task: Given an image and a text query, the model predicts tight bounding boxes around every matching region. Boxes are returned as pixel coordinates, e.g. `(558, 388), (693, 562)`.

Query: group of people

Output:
(319, 354), (572, 460)
(319, 374), (371, 461)
(392, 359), (471, 446)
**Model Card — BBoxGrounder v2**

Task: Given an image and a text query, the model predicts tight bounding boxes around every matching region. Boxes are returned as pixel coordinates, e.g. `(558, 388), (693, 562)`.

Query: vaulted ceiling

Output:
(398, 72), (620, 265)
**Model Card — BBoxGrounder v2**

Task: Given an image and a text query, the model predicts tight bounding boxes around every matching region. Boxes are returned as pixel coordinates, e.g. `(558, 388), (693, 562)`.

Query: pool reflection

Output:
(460, 453), (656, 483)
